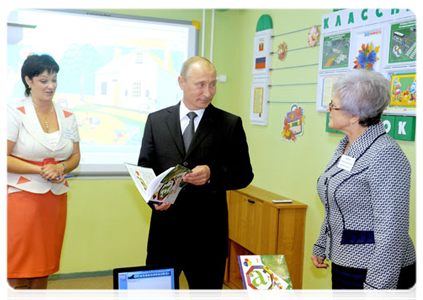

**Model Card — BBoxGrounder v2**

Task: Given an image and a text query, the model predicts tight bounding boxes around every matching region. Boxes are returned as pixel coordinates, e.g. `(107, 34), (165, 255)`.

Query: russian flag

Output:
(255, 57), (266, 69)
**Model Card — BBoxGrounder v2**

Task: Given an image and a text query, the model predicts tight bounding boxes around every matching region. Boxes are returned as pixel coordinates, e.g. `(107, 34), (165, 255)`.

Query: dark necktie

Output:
(183, 112), (197, 152)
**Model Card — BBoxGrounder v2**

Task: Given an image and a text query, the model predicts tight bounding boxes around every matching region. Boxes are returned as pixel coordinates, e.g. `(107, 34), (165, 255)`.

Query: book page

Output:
(161, 164), (191, 182)
(147, 166), (174, 200)
(149, 164), (191, 204)
(124, 163), (156, 201)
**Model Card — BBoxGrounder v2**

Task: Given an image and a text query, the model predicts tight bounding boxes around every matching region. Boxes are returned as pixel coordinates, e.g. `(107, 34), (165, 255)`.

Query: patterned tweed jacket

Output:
(313, 122), (415, 289)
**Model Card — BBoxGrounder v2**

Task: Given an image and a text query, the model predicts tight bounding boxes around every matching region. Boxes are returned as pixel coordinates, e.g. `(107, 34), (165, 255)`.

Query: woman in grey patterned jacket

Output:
(311, 70), (416, 289)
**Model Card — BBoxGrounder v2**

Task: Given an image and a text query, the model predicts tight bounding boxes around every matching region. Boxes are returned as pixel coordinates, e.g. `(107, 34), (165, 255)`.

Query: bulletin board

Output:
(316, 9), (416, 116)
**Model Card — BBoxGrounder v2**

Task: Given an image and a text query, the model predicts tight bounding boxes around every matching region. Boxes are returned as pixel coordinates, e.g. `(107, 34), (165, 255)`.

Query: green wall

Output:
(58, 9), (416, 291)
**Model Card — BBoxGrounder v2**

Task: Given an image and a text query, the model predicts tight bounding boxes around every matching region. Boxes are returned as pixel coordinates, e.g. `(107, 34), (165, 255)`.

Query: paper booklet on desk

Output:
(238, 255), (293, 290)
(124, 163), (191, 205)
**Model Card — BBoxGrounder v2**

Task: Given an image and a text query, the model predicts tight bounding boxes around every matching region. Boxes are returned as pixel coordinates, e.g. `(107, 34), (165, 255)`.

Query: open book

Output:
(125, 163), (191, 205)
(238, 255), (293, 290)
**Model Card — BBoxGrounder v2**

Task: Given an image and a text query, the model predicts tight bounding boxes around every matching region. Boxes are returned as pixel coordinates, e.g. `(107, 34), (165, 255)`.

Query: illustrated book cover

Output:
(124, 163), (191, 205)
(238, 255), (293, 290)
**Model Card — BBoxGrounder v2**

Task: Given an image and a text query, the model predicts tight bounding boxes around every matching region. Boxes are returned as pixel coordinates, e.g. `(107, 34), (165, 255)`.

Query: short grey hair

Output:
(180, 56), (216, 79)
(333, 70), (390, 127)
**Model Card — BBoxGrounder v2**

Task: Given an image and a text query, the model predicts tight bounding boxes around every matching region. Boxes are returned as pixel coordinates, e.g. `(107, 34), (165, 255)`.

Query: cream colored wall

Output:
(58, 9), (416, 291)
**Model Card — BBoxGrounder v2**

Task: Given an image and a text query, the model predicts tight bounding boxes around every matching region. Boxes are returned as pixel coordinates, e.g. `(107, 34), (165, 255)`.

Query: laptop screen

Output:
(113, 265), (179, 290)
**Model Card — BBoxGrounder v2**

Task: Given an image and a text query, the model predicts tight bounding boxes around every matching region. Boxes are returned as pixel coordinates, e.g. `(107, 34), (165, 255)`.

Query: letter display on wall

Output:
(316, 9), (416, 116)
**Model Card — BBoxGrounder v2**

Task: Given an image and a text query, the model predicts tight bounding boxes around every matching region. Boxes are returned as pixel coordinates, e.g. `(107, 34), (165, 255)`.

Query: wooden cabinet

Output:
(225, 185), (307, 289)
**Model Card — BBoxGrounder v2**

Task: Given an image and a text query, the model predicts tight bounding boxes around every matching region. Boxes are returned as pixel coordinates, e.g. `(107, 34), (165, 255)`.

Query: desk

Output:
(225, 185), (307, 289)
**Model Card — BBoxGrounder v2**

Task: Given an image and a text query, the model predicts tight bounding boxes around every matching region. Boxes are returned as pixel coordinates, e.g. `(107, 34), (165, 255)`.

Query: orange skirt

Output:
(7, 188), (67, 278)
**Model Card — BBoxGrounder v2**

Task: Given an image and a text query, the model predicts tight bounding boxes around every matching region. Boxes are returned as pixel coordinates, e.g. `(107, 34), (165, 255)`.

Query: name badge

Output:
(63, 129), (75, 140)
(338, 154), (356, 172)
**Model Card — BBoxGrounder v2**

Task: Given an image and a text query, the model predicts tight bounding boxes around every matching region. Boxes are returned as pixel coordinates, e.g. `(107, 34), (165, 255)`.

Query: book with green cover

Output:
(238, 255), (293, 290)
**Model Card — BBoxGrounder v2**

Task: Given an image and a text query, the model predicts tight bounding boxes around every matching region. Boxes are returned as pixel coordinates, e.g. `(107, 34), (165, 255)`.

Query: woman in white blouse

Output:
(7, 54), (80, 289)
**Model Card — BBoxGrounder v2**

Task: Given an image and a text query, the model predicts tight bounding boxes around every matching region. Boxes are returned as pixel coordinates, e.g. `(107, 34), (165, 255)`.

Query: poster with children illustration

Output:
(389, 73), (416, 107)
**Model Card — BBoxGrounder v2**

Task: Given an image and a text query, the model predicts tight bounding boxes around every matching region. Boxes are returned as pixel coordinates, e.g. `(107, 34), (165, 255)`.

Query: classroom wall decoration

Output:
(277, 42), (288, 61)
(307, 26), (320, 47)
(390, 73), (416, 106)
(321, 33), (350, 69)
(352, 30), (382, 71)
(316, 9), (416, 116)
(252, 14), (322, 138)
(250, 14), (273, 125)
(280, 104), (305, 142)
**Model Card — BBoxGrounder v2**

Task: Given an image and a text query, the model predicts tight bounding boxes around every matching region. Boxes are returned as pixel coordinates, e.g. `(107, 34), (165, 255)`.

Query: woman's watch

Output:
(60, 162), (66, 173)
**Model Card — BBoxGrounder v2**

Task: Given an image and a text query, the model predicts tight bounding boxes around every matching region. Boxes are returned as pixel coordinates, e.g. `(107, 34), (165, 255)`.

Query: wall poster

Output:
(250, 14), (273, 125)
(389, 72), (416, 107)
(389, 20), (417, 64)
(250, 78), (270, 125)
(321, 33), (350, 69)
(352, 27), (383, 72)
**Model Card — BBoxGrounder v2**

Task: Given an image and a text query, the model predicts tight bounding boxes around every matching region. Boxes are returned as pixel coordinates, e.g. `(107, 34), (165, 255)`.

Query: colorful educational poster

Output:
(389, 73), (416, 107)
(281, 104), (304, 142)
(317, 9), (416, 116)
(238, 255), (293, 290)
(352, 28), (382, 71)
(389, 21), (417, 64)
(322, 33), (350, 69)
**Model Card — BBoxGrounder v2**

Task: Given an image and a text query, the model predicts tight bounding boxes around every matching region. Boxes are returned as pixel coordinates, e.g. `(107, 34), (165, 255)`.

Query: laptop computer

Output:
(113, 265), (179, 290)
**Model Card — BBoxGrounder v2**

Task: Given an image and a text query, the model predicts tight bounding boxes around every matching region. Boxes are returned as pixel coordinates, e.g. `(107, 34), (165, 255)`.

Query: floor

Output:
(45, 275), (242, 300)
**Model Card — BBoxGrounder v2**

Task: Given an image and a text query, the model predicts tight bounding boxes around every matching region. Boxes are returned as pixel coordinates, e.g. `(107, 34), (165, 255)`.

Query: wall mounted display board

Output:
(316, 9), (416, 116)
(250, 15), (273, 126)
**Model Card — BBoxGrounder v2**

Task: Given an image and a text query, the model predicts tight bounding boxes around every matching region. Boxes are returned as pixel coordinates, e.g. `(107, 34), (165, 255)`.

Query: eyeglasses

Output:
(328, 100), (342, 112)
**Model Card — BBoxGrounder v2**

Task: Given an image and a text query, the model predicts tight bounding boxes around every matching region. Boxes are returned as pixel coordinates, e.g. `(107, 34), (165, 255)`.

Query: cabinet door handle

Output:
(247, 199), (255, 204)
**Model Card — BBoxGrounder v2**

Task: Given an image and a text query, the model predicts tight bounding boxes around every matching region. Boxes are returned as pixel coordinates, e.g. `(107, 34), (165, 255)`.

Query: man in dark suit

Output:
(138, 56), (254, 289)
